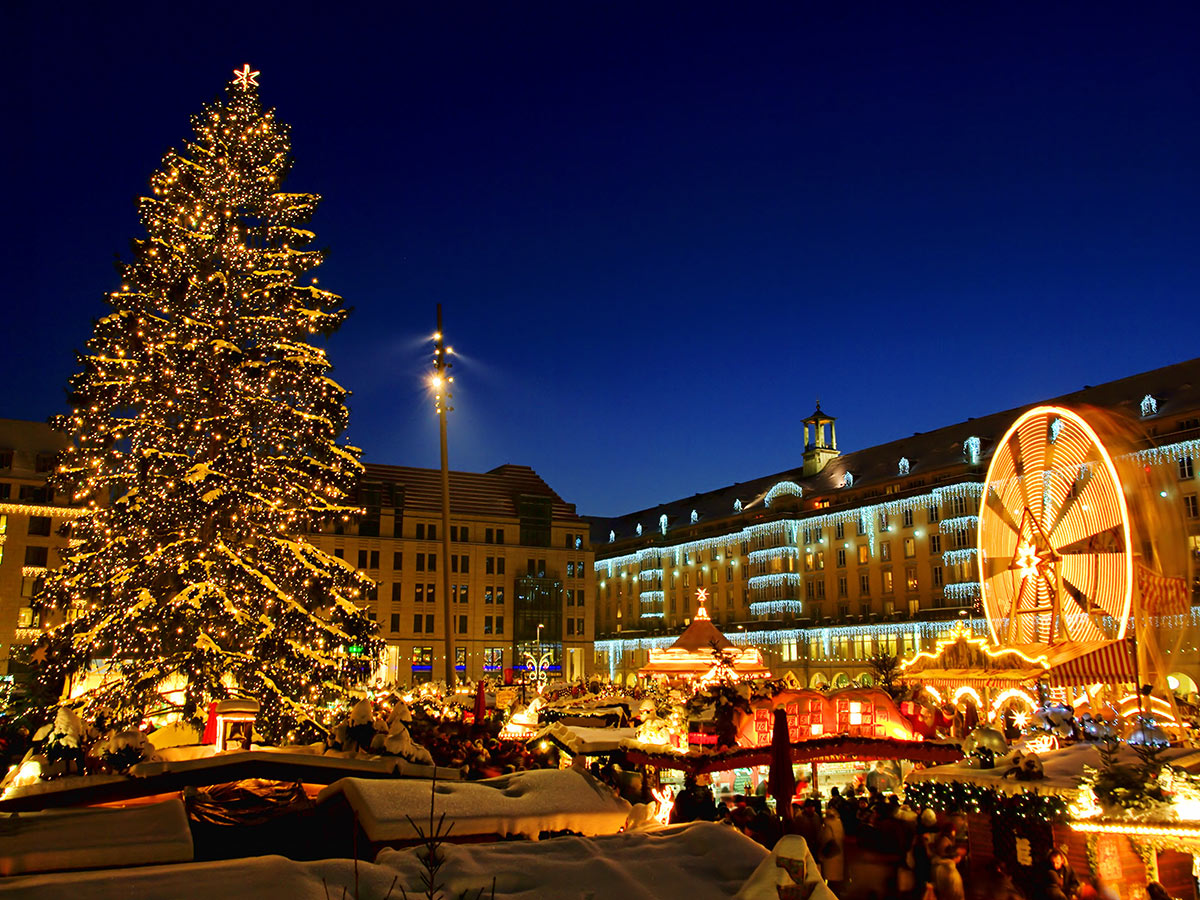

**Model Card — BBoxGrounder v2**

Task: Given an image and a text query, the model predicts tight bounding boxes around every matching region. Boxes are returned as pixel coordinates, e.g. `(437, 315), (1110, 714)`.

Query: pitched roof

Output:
(359, 462), (583, 521)
(587, 356), (1200, 546)
(668, 614), (734, 653)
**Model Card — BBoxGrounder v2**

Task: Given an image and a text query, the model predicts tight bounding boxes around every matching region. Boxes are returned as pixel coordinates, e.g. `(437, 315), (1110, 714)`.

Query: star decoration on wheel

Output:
(1008, 509), (1058, 584)
(1012, 541), (1044, 581)
(232, 64), (260, 90)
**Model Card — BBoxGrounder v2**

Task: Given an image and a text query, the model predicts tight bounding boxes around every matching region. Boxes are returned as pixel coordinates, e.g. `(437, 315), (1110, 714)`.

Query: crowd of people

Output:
(661, 773), (1184, 900)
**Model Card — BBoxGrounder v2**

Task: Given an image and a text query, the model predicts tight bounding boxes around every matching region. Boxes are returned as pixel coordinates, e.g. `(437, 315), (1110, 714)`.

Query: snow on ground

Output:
(0, 823), (767, 900)
(0, 798), (193, 876)
(318, 768), (631, 841)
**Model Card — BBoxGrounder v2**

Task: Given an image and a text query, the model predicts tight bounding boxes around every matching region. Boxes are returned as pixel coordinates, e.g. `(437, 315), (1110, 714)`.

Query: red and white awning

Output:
(1042, 640), (1136, 687)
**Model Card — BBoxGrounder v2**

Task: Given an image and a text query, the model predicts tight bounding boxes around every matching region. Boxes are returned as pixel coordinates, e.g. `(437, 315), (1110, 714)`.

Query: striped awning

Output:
(1042, 640), (1136, 687)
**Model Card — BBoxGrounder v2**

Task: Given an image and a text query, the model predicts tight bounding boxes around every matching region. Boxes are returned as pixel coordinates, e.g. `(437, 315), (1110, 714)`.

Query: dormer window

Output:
(1141, 394), (1158, 418)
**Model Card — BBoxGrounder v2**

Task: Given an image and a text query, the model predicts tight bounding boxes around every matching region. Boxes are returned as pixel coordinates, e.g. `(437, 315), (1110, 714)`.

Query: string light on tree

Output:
(33, 66), (381, 744)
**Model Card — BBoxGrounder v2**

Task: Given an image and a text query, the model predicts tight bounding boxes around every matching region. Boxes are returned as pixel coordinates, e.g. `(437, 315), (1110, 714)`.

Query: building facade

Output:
(308, 463), (594, 685)
(0, 420), (80, 676)
(591, 359), (1200, 689)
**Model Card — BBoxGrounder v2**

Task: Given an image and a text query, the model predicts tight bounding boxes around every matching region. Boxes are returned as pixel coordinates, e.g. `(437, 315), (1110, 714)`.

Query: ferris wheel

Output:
(979, 406), (1134, 646)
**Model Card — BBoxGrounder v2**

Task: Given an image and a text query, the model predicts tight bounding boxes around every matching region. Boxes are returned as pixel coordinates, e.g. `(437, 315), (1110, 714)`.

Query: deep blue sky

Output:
(5, 3), (1198, 517)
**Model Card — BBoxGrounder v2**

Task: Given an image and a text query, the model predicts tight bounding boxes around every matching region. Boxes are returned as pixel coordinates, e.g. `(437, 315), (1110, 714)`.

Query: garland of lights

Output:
(945, 583), (982, 601)
(904, 779), (1069, 821)
(763, 481), (803, 507)
(941, 548), (978, 566)
(749, 600), (805, 616)
(748, 546), (800, 563)
(747, 573), (803, 590)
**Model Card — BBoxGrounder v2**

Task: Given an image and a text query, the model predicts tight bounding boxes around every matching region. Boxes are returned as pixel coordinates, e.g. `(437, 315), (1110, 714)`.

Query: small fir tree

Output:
(35, 65), (381, 743)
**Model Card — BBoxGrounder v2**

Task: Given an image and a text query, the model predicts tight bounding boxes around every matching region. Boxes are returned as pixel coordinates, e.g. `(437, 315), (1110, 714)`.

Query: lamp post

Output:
(431, 305), (456, 688)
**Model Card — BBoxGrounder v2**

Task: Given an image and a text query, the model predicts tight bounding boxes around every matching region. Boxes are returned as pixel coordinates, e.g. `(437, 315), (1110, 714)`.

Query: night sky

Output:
(5, 3), (1198, 517)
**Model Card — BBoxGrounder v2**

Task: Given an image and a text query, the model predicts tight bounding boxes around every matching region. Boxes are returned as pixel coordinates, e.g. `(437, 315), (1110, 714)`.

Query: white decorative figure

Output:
(1141, 394), (1158, 417)
(898, 457), (910, 476)
(842, 472), (854, 488)
(1049, 417), (1063, 443)
(964, 436), (981, 465)
(609, 530), (615, 543)
(733, 499), (742, 512)
(636, 523), (643, 537)
(659, 514), (668, 536)
(690, 509), (698, 524)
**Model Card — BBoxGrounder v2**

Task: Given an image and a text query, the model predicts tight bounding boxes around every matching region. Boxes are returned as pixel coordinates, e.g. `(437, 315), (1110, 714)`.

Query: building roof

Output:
(359, 462), (583, 522)
(587, 356), (1200, 547)
(0, 419), (71, 461)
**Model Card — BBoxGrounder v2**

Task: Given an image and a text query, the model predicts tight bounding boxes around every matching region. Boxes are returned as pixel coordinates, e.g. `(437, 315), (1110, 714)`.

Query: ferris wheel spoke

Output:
(1045, 463), (1094, 536)
(1059, 577), (1108, 641)
(984, 486), (1023, 535)
(1006, 430), (1036, 516)
(1055, 524), (1126, 557)
(1060, 553), (1127, 616)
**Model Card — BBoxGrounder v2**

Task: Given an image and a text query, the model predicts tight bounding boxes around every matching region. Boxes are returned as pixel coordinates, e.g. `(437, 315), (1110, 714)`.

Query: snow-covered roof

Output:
(0, 822), (772, 900)
(0, 798), (193, 876)
(907, 742), (1200, 796)
(317, 769), (632, 842)
(378, 821), (771, 899)
(531, 723), (638, 755)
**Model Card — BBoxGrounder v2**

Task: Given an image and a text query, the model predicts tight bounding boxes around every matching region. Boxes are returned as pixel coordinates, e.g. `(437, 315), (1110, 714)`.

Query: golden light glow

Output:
(651, 787), (675, 826)
(953, 685), (982, 708)
(979, 405), (1134, 645)
(1070, 821), (1200, 838)
(1012, 541), (1042, 581)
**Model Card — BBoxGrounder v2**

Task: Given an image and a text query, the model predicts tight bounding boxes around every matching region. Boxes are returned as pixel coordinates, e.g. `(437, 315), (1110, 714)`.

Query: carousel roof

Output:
(899, 626), (1136, 689)
(638, 600), (769, 679)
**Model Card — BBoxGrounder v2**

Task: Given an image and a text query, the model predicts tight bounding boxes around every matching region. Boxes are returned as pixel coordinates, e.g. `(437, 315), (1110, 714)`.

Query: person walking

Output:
(818, 807), (846, 894)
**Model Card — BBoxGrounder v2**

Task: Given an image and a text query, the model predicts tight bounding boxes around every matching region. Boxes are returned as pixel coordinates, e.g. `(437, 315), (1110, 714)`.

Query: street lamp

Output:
(431, 305), (455, 688)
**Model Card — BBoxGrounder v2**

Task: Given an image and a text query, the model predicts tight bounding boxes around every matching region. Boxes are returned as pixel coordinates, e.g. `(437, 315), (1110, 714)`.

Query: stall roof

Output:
(907, 742), (1200, 796)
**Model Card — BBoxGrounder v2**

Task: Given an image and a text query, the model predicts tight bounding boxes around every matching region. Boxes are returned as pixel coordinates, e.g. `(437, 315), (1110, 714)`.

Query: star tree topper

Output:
(233, 64), (260, 90)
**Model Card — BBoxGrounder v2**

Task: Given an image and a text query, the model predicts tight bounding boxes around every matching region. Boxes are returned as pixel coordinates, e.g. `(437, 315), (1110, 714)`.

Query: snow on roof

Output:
(0, 823), (769, 900)
(0, 798), (193, 876)
(377, 821), (769, 898)
(129, 748), (458, 781)
(907, 742), (1200, 796)
(317, 769), (632, 842)
(531, 723), (638, 755)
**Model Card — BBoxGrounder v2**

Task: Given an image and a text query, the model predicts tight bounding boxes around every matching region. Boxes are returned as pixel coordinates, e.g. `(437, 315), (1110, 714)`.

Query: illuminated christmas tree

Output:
(35, 65), (382, 743)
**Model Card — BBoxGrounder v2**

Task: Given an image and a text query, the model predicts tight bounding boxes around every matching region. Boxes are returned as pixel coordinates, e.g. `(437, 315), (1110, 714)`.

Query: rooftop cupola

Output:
(802, 402), (839, 476)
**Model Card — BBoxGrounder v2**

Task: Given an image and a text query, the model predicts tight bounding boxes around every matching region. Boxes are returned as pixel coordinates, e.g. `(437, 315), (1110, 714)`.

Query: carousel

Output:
(637, 589), (771, 684)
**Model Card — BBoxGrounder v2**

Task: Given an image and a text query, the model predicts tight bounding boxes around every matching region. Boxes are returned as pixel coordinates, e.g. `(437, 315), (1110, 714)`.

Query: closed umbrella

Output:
(767, 707), (796, 827)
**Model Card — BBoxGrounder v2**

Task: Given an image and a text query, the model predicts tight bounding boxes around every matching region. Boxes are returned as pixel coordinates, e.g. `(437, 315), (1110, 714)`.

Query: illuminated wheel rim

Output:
(980, 406), (1133, 645)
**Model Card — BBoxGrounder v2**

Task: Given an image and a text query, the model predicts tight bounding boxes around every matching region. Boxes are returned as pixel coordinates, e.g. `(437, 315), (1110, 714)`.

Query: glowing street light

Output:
(432, 305), (455, 687)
